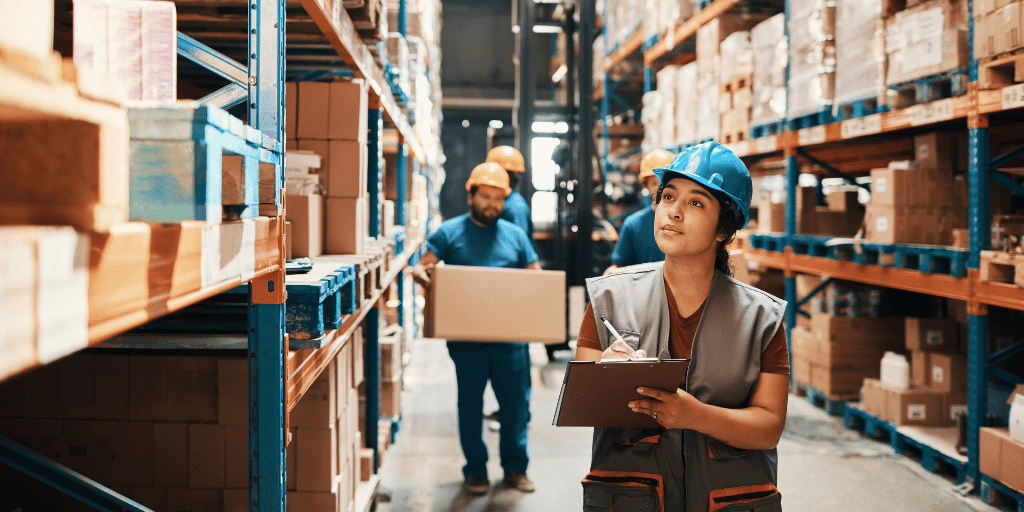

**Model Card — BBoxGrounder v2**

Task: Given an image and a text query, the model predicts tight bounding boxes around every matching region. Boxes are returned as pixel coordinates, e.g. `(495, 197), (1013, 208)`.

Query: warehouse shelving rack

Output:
(0, 1), (432, 511)
(600, 0), (1024, 500)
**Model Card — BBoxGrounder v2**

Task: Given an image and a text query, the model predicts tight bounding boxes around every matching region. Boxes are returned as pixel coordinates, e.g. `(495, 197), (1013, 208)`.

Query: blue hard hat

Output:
(651, 142), (753, 229)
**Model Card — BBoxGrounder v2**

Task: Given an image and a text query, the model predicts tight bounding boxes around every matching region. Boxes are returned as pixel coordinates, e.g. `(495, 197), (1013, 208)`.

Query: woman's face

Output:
(653, 177), (723, 259)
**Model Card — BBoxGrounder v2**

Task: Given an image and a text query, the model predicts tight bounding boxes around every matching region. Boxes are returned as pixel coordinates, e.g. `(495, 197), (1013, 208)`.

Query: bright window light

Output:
(532, 121), (569, 134)
(531, 137), (561, 191)
(531, 191), (558, 228)
(489, 119), (504, 129)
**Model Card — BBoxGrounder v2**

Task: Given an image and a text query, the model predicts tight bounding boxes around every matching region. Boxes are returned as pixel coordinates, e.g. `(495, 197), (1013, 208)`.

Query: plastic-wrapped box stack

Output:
(884, 0), (968, 104)
(695, 15), (768, 141)
(645, 0), (697, 42)
(750, 14), (787, 131)
(787, 0), (836, 123)
(718, 31), (754, 143)
(675, 63), (699, 146)
(974, 0), (1023, 66)
(641, 90), (664, 155)
(833, 0), (886, 118)
(657, 65), (680, 147)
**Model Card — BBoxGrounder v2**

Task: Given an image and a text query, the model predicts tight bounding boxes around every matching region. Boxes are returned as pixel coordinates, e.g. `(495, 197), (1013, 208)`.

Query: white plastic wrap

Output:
(642, 90), (664, 153)
(751, 14), (787, 125)
(884, 0), (968, 86)
(720, 31), (754, 84)
(787, 0), (836, 119)
(834, 0), (886, 109)
(696, 76), (719, 141)
(675, 63), (698, 145)
(657, 65), (680, 144)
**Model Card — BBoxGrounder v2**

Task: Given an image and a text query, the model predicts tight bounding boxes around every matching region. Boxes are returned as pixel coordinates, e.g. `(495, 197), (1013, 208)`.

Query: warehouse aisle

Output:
(376, 338), (1003, 512)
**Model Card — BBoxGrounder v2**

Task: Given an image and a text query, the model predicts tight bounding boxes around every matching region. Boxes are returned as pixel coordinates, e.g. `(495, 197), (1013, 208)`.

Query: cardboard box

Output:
(861, 378), (887, 418)
(756, 202), (786, 233)
(928, 353), (967, 393)
(288, 490), (339, 512)
(812, 365), (875, 398)
(118, 421), (154, 486)
(863, 204), (959, 245)
(974, 4), (1023, 60)
(911, 350), (929, 388)
(295, 425), (337, 492)
(325, 197), (367, 255)
(826, 190), (860, 212)
(980, 427), (1006, 480)
(327, 140), (367, 198)
(285, 194), (324, 259)
(885, 0), (969, 85)
(59, 354), (96, 419)
(291, 363), (336, 428)
(888, 387), (945, 426)
(380, 336), (402, 381)
(297, 82), (331, 139)
(1004, 434), (1024, 492)
(166, 488), (222, 512)
(94, 355), (130, 420)
(811, 312), (906, 345)
(63, 420), (119, 486)
(131, 487), (167, 512)
(946, 392), (968, 423)
(425, 265), (567, 343)
(224, 425), (248, 489)
(188, 424), (225, 488)
(914, 132), (957, 174)
(905, 317), (958, 351)
(154, 422), (188, 488)
(380, 373), (402, 419)
(89, 223), (150, 326)
(328, 80), (368, 142)
(869, 167), (953, 206)
(217, 358), (248, 426)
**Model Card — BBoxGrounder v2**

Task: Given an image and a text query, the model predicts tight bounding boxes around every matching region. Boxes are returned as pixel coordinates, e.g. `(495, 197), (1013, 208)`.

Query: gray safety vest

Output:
(583, 262), (786, 512)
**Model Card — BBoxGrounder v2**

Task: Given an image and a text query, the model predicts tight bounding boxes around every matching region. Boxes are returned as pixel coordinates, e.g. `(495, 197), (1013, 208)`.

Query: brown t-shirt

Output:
(577, 281), (790, 374)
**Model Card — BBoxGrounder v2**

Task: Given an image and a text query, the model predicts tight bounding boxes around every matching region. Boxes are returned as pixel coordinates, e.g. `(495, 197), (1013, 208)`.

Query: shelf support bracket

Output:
(201, 84), (249, 109)
(795, 148), (869, 191)
(991, 171), (1024, 198)
(0, 436), (153, 512)
(177, 32), (248, 87)
(988, 339), (1024, 367)
(987, 142), (1024, 173)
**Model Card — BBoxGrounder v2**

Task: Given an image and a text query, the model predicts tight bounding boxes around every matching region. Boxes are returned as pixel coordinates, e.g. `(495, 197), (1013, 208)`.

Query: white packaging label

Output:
(1003, 84), (1024, 110)
(875, 216), (890, 232)
(925, 329), (945, 346)
(841, 114), (882, 139)
(875, 177), (888, 193)
(910, 98), (955, 126)
(907, 404), (927, 420)
(932, 366), (945, 383)
(798, 125), (827, 146)
(756, 136), (777, 154)
(950, 404), (968, 420)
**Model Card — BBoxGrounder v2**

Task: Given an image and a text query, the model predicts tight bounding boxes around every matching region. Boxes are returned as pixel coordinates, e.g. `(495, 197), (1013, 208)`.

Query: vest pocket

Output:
(582, 471), (664, 512)
(708, 483), (781, 512)
(606, 427), (663, 446)
(706, 436), (756, 459)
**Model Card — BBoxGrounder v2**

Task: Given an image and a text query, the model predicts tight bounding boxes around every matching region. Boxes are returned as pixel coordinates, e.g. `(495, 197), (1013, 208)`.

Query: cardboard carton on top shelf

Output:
(885, 0), (969, 86)
(425, 265), (566, 344)
(869, 165), (953, 206)
(973, 3), (1023, 60)
(328, 79), (368, 142)
(325, 196), (368, 255)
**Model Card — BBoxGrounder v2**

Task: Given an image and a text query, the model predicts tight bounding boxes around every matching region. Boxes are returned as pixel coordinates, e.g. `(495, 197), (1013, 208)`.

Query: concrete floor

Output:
(376, 338), (1007, 512)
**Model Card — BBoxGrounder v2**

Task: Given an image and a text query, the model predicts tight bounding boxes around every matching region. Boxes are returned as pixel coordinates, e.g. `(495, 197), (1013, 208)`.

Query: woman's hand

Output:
(628, 387), (704, 429)
(601, 339), (647, 360)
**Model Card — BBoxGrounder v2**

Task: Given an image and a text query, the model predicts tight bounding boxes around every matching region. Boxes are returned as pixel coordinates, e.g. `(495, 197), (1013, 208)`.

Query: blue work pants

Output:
(447, 342), (532, 479)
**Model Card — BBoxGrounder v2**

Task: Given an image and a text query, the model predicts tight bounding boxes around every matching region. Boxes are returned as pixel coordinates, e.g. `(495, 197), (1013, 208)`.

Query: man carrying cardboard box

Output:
(411, 162), (540, 495)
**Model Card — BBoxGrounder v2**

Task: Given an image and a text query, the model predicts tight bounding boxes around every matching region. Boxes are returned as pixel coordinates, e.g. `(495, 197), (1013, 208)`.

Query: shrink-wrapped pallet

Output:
(641, 90), (664, 154)
(695, 76), (719, 141)
(751, 14), (787, 126)
(787, 0), (836, 119)
(675, 63), (699, 145)
(834, 0), (886, 113)
(884, 0), (968, 86)
(657, 65), (680, 146)
(696, 14), (771, 82)
(720, 31), (754, 85)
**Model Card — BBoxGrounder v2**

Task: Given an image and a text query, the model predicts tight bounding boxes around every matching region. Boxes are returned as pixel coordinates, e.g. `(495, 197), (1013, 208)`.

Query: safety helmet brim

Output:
(652, 142), (752, 229)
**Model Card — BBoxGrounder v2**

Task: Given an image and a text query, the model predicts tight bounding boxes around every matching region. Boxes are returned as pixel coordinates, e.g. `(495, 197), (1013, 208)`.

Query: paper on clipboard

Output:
(552, 359), (691, 429)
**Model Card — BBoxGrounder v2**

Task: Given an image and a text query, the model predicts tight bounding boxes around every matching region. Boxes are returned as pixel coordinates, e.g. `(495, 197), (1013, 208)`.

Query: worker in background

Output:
(411, 162), (540, 496)
(575, 142), (790, 511)
(603, 149), (676, 275)
(487, 145), (534, 247)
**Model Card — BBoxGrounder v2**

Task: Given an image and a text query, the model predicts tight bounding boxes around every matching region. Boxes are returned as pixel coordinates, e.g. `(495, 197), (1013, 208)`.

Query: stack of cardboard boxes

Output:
(980, 386), (1024, 494)
(974, 0), (1024, 87)
(0, 335), (369, 512)
(757, 187), (863, 236)
(286, 79), (370, 258)
(718, 31), (754, 144)
(884, 0), (969, 108)
(860, 316), (968, 427)
(864, 132), (965, 245)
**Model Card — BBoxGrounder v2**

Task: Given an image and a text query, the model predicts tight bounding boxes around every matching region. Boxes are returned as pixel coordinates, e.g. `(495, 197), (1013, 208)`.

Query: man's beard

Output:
(470, 204), (501, 226)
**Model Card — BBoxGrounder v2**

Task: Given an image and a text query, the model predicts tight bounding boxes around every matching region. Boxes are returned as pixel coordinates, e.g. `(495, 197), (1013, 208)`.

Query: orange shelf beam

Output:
(644, 0), (740, 66)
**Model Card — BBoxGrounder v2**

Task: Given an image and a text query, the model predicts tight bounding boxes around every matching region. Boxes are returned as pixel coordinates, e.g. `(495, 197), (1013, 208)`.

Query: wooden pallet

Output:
(719, 108), (750, 144)
(979, 50), (1024, 91)
(979, 250), (1024, 287)
(0, 49), (130, 232)
(887, 67), (968, 109)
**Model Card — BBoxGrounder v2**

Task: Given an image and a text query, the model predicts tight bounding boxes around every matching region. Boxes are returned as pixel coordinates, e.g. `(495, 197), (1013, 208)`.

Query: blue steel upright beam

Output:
(600, 0), (610, 207)
(966, 117), (991, 486)
(365, 306), (382, 469)
(250, 0), (286, 145)
(396, 143), (408, 253)
(784, 151), (798, 379)
(249, 283), (286, 512)
(368, 107), (383, 238)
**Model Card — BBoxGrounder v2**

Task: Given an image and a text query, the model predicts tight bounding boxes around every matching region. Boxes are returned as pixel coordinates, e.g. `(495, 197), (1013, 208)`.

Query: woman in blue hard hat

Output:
(574, 142), (790, 511)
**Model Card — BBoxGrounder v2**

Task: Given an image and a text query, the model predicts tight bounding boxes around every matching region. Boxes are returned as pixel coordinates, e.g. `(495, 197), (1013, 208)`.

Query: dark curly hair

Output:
(654, 185), (740, 276)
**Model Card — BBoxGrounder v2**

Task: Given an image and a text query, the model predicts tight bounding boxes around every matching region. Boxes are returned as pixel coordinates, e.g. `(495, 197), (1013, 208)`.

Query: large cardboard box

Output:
(297, 82), (331, 139)
(863, 204), (959, 245)
(869, 167), (953, 206)
(812, 365), (875, 398)
(885, 0), (969, 85)
(328, 80), (369, 142)
(905, 317), (958, 351)
(974, 4), (1023, 60)
(291, 364), (336, 428)
(861, 378), (887, 417)
(756, 202), (786, 233)
(810, 312), (905, 345)
(979, 427), (1005, 480)
(1004, 434), (1024, 492)
(324, 197), (367, 255)
(188, 424), (225, 488)
(914, 132), (958, 174)
(285, 194), (323, 259)
(425, 265), (567, 343)
(327, 140), (367, 198)
(295, 425), (337, 492)
(887, 387), (945, 426)
(927, 352), (967, 393)
(1008, 384), (1024, 442)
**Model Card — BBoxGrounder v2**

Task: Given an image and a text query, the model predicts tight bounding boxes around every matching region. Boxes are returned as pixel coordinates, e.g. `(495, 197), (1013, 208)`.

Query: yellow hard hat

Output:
(466, 162), (512, 197)
(486, 145), (526, 173)
(639, 149), (675, 181)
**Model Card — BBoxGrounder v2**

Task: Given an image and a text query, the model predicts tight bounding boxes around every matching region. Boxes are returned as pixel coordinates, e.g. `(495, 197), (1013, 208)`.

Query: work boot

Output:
(463, 475), (489, 495)
(503, 472), (535, 492)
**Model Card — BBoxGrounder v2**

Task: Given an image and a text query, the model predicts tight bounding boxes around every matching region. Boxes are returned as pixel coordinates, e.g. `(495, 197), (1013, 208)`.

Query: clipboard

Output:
(552, 359), (691, 429)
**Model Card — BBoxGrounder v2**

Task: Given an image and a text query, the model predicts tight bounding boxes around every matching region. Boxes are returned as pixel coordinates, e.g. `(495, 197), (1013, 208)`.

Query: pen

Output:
(600, 316), (636, 360)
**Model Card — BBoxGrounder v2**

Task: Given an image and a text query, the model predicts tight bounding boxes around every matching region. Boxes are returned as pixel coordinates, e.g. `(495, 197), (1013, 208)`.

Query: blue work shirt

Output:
(501, 190), (534, 247)
(611, 207), (665, 267)
(425, 214), (538, 270)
